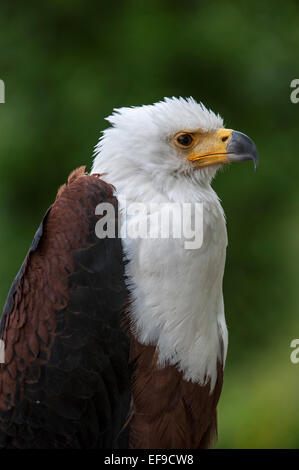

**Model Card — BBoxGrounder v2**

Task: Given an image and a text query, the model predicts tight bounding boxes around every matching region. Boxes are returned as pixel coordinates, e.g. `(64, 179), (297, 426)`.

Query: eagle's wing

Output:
(0, 167), (130, 449)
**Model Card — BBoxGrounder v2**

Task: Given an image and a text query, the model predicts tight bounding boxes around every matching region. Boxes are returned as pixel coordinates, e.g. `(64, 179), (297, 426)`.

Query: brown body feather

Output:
(0, 167), (96, 411)
(129, 336), (223, 449)
(0, 168), (131, 448)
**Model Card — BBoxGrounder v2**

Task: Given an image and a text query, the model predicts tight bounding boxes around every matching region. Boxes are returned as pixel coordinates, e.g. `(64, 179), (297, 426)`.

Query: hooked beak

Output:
(188, 129), (259, 170)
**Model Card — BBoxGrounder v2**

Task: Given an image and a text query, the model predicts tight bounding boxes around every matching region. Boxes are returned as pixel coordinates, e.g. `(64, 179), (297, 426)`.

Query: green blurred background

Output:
(0, 0), (299, 448)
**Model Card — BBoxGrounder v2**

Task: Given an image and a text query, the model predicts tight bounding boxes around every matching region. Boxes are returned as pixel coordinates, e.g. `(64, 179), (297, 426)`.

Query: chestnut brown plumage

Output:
(129, 336), (223, 449)
(0, 167), (130, 448)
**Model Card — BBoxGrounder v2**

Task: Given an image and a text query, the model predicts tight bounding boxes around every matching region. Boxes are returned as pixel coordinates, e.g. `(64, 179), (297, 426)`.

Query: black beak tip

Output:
(227, 130), (259, 172)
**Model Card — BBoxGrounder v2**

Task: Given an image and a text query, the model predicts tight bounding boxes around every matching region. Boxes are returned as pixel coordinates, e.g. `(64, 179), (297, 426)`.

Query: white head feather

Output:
(92, 97), (224, 196)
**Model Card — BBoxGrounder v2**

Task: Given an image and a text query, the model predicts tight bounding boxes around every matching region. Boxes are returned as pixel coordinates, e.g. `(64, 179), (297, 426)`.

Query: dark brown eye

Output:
(176, 133), (194, 147)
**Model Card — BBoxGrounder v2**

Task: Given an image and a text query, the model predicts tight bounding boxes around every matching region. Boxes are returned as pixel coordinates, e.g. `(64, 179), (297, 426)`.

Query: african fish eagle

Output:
(0, 97), (258, 449)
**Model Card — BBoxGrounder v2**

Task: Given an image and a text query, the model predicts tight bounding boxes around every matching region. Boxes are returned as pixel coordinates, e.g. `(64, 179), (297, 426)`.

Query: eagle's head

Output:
(92, 97), (258, 197)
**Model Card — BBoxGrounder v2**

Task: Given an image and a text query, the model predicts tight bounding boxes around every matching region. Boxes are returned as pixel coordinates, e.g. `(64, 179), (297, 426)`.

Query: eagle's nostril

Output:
(222, 136), (229, 142)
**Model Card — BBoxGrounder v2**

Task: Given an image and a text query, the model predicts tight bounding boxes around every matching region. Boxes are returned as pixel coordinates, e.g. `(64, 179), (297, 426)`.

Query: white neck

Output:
(91, 158), (228, 391)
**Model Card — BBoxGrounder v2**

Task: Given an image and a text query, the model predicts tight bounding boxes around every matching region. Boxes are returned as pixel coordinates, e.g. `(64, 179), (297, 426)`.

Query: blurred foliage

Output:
(0, 0), (299, 448)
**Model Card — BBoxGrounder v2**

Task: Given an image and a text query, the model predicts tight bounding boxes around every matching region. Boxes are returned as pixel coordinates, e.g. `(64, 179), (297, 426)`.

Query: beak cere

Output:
(188, 128), (258, 170)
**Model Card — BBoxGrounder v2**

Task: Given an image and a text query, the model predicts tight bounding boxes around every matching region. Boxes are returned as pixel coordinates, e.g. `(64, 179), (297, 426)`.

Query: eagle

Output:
(0, 97), (258, 449)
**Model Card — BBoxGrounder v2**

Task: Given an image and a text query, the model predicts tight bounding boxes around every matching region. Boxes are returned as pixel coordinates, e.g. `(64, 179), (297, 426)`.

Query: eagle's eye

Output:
(176, 133), (194, 148)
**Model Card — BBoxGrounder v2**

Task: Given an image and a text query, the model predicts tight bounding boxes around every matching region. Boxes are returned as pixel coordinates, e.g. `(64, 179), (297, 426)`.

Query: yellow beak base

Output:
(188, 129), (233, 168)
